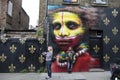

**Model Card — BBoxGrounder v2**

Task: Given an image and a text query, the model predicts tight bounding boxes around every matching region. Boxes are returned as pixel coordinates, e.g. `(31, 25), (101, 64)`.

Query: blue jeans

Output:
(68, 61), (72, 72)
(46, 61), (52, 78)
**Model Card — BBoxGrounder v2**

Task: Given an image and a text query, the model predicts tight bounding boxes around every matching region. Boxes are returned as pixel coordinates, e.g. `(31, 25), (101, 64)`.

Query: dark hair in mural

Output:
(48, 6), (99, 28)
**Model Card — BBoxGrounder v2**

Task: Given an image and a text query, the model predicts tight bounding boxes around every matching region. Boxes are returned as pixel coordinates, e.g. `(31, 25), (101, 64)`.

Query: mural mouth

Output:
(55, 39), (72, 45)
(56, 36), (76, 39)
(55, 36), (76, 45)
(54, 36), (81, 50)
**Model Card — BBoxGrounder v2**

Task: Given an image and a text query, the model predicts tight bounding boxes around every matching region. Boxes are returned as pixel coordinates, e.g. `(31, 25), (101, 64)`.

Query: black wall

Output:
(0, 38), (46, 72)
(89, 7), (120, 70)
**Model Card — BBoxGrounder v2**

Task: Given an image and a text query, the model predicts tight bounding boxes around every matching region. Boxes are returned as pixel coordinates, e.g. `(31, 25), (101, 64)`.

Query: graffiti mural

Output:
(48, 5), (101, 72)
(0, 7), (120, 72)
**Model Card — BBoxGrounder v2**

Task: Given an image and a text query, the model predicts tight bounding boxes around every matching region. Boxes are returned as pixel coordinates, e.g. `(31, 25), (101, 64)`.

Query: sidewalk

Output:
(0, 71), (111, 80)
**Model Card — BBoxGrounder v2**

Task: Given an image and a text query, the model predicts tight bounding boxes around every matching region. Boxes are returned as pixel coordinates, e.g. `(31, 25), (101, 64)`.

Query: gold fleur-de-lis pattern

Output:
(93, 45), (100, 53)
(28, 45), (36, 54)
(19, 54), (26, 63)
(28, 64), (35, 72)
(19, 38), (26, 44)
(112, 9), (118, 17)
(9, 44), (17, 53)
(101, 8), (120, 64)
(103, 54), (110, 62)
(112, 27), (118, 35)
(38, 55), (45, 64)
(38, 37), (45, 44)
(112, 45), (119, 54)
(103, 36), (110, 44)
(103, 17), (110, 26)
(1, 38), (8, 43)
(0, 53), (7, 62)
(8, 64), (16, 72)
(0, 38), (46, 72)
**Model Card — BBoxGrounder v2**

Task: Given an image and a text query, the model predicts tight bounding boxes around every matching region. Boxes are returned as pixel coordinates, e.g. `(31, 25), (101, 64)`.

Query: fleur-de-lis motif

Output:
(103, 54), (110, 62)
(1, 38), (8, 43)
(38, 55), (45, 63)
(19, 38), (26, 44)
(38, 37), (45, 44)
(103, 36), (110, 44)
(103, 17), (110, 26)
(28, 64), (35, 72)
(0, 53), (7, 62)
(112, 45), (119, 54)
(8, 64), (16, 72)
(112, 27), (118, 35)
(9, 44), (17, 53)
(93, 45), (100, 53)
(112, 9), (118, 17)
(28, 45), (36, 54)
(19, 54), (26, 63)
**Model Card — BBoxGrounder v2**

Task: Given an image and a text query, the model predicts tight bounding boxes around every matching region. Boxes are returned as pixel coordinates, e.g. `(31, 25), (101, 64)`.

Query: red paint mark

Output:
(62, 12), (64, 32)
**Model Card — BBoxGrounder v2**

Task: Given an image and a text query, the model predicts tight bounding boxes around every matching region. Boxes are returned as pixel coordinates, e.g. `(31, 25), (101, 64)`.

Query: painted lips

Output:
(54, 35), (82, 51)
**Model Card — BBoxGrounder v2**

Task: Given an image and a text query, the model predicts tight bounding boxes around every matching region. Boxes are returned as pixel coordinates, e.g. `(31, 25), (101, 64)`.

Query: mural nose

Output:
(58, 28), (70, 37)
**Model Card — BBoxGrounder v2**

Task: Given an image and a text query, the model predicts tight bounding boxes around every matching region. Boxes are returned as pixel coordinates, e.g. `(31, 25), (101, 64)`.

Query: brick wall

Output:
(0, 0), (7, 28)
(9, 0), (29, 30)
(20, 8), (29, 30)
(39, 0), (47, 24)
(109, 0), (120, 7)
(0, 0), (1, 14)
(0, 0), (1, 26)
(0, 0), (29, 30)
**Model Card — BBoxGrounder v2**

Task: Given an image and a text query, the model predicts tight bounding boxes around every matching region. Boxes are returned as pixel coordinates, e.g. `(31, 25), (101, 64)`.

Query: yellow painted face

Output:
(52, 11), (85, 37)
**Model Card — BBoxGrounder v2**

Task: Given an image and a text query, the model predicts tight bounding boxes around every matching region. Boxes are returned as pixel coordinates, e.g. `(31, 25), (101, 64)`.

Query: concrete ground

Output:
(0, 71), (111, 80)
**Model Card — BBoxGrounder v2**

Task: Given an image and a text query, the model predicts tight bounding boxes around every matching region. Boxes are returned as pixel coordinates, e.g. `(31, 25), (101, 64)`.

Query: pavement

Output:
(0, 71), (111, 80)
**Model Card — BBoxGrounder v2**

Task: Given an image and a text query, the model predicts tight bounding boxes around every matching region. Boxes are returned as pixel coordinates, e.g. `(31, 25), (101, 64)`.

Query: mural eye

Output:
(66, 21), (79, 30)
(52, 23), (61, 30)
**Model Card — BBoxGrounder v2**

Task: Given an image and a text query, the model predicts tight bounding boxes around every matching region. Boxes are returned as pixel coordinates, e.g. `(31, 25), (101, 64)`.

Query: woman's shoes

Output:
(45, 77), (52, 80)
(68, 70), (72, 73)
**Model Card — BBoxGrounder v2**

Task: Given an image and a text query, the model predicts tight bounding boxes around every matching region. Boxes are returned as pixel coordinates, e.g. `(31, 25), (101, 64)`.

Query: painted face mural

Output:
(52, 11), (85, 51)
(48, 5), (101, 72)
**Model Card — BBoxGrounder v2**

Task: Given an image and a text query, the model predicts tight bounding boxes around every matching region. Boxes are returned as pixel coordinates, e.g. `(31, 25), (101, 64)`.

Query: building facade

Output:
(0, 0), (29, 30)
(39, 0), (120, 23)
(1, 0), (120, 73)
(39, 0), (120, 71)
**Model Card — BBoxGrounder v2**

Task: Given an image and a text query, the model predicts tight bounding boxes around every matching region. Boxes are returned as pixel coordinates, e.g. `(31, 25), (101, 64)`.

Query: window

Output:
(93, 0), (107, 4)
(48, 0), (53, 2)
(7, 0), (13, 16)
(91, 0), (108, 6)
(63, 0), (79, 4)
(63, 0), (78, 3)
(18, 12), (21, 24)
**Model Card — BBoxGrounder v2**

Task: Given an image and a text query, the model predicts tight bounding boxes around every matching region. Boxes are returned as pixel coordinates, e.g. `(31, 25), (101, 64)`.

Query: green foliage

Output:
(36, 28), (44, 37)
(20, 69), (28, 73)
(36, 66), (46, 73)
